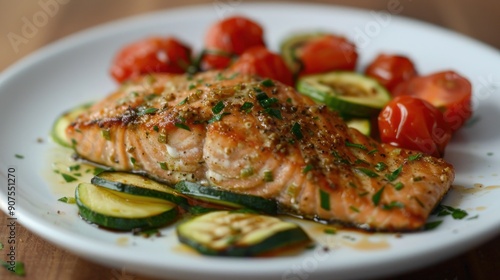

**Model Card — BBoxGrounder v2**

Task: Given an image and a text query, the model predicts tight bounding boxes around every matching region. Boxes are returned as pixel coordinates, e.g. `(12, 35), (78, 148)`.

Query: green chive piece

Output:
(291, 123), (303, 140)
(367, 149), (378, 155)
(413, 176), (424, 182)
(385, 165), (403, 181)
(302, 164), (313, 174)
(208, 112), (230, 124)
(394, 182), (404, 190)
(374, 162), (387, 172)
(263, 170), (274, 182)
(319, 189), (330, 211)
(408, 153), (423, 161)
(101, 129), (111, 140)
(349, 206), (360, 213)
(324, 228), (337, 234)
(188, 83), (196, 90)
(212, 101), (225, 114)
(159, 162), (168, 170)
(138, 107), (158, 115)
(261, 79), (275, 87)
(264, 108), (282, 119)
(381, 201), (404, 210)
(175, 123), (191, 131)
(153, 125), (159, 132)
(424, 220), (442, 230)
(58, 197), (76, 204)
(93, 167), (105, 175)
(178, 97), (188, 105)
(240, 102), (254, 112)
(68, 164), (80, 172)
(372, 186), (385, 206)
(356, 168), (379, 178)
(240, 167), (254, 178)
(61, 173), (77, 183)
(15, 154), (24, 159)
(345, 141), (367, 150)
(130, 157), (136, 165)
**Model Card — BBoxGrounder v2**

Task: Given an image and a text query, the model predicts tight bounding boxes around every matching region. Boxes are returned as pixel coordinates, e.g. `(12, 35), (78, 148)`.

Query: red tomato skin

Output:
(230, 46), (294, 86)
(365, 54), (418, 92)
(393, 71), (472, 132)
(378, 96), (452, 158)
(200, 53), (233, 71)
(204, 16), (265, 55)
(297, 35), (358, 76)
(110, 37), (191, 83)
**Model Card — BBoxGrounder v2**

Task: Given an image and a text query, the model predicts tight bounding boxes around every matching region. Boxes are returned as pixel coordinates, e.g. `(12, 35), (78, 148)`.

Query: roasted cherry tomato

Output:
(230, 46), (294, 86)
(365, 54), (418, 92)
(393, 71), (472, 132)
(378, 96), (452, 158)
(110, 37), (191, 83)
(297, 35), (358, 76)
(201, 16), (265, 70)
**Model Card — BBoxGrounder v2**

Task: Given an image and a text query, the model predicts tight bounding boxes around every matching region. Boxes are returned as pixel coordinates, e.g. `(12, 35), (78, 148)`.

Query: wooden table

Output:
(1, 1), (499, 279)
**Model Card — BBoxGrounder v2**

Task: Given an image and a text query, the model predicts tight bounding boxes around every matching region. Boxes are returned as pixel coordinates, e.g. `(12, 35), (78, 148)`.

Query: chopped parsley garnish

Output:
(137, 107), (158, 116)
(15, 154), (24, 159)
(367, 149), (378, 155)
(345, 141), (367, 150)
(263, 170), (274, 182)
(385, 165), (403, 181)
(372, 186), (385, 206)
(264, 108), (282, 119)
(153, 125), (159, 132)
(319, 189), (330, 210)
(130, 157), (137, 165)
(208, 112), (230, 124)
(324, 228), (337, 234)
(332, 151), (351, 165)
(240, 167), (254, 178)
(68, 165), (81, 172)
(159, 162), (168, 170)
(291, 122), (303, 140)
(175, 123), (191, 131)
(101, 129), (111, 140)
(144, 93), (158, 101)
(188, 83), (196, 90)
(93, 167), (106, 175)
(393, 182), (404, 190)
(413, 176), (424, 182)
(434, 205), (468, 219)
(178, 97), (188, 105)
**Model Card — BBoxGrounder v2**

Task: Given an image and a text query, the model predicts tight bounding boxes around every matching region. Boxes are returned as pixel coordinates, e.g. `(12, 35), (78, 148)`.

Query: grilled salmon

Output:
(67, 71), (454, 231)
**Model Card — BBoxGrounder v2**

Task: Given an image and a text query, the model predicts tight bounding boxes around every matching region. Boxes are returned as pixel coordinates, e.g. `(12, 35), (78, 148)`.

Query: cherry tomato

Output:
(110, 37), (191, 83)
(365, 54), (418, 92)
(199, 53), (233, 71)
(393, 71), (472, 132)
(378, 96), (452, 158)
(230, 46), (294, 86)
(204, 15), (265, 55)
(297, 34), (358, 76)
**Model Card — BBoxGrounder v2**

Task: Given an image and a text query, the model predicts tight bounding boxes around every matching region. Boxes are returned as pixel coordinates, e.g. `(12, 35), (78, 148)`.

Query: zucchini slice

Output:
(51, 103), (92, 147)
(297, 71), (391, 117)
(346, 118), (371, 136)
(176, 211), (311, 256)
(91, 171), (188, 206)
(75, 183), (178, 231)
(279, 32), (326, 76)
(174, 181), (278, 214)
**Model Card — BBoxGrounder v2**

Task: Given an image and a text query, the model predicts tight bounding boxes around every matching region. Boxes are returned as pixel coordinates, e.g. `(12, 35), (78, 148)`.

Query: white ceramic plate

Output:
(1, 3), (500, 279)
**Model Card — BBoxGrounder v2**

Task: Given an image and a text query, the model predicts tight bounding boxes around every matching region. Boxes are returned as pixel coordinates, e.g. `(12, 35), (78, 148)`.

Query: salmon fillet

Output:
(67, 71), (454, 231)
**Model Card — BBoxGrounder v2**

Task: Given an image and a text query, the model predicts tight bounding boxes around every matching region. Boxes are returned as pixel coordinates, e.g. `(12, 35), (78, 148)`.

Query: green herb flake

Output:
(286, 98), (292, 104)
(58, 197), (76, 204)
(393, 182), (404, 190)
(263, 170), (274, 182)
(144, 93), (158, 101)
(349, 206), (360, 213)
(291, 122), (303, 140)
(212, 101), (225, 114)
(15, 154), (24, 159)
(240, 102), (254, 112)
(319, 189), (330, 211)
(240, 167), (254, 178)
(61, 173), (77, 183)
(138, 107), (158, 115)
(385, 165), (403, 181)
(153, 125), (159, 132)
(408, 153), (423, 161)
(178, 97), (188, 106)
(354, 159), (370, 166)
(345, 141), (367, 150)
(1, 261), (25, 276)
(101, 129), (111, 140)
(93, 167), (106, 175)
(382, 201), (404, 210)
(372, 186), (385, 206)
(374, 162), (387, 172)
(367, 149), (378, 155)
(130, 157), (137, 165)
(68, 164), (80, 172)
(435, 205), (468, 220)
(208, 112), (230, 124)
(355, 168), (379, 178)
(302, 164), (313, 174)
(413, 176), (424, 182)
(324, 228), (337, 234)
(424, 220), (443, 230)
(175, 123), (191, 131)
(188, 83), (196, 90)
(261, 79), (275, 87)
(264, 108), (283, 120)
(159, 162), (168, 170)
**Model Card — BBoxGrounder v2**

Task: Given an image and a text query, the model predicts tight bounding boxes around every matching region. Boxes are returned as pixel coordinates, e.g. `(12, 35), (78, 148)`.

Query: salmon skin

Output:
(67, 71), (454, 231)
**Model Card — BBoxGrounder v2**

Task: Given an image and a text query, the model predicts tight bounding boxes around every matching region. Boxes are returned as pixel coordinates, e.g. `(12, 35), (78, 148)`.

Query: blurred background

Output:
(1, 0), (499, 71)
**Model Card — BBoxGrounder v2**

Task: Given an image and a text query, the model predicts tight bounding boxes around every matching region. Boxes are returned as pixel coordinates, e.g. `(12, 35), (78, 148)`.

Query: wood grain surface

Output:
(1, 1), (499, 279)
